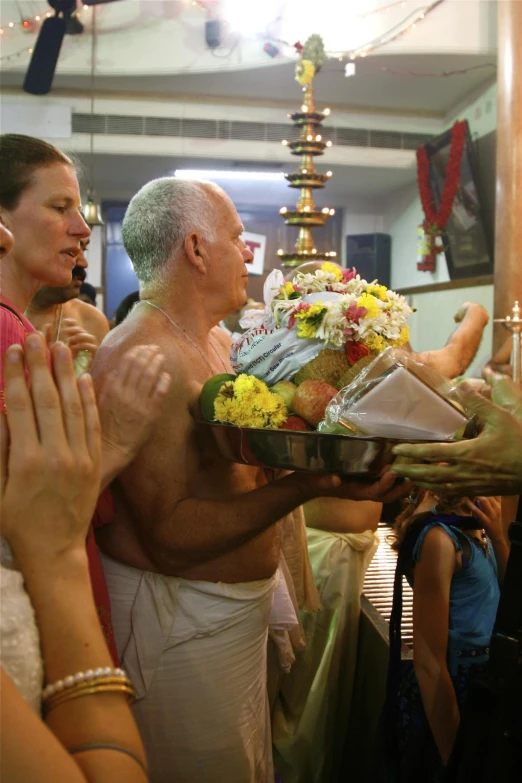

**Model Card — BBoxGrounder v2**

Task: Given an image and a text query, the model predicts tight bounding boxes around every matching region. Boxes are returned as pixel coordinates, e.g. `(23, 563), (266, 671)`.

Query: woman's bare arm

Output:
(413, 526), (460, 765)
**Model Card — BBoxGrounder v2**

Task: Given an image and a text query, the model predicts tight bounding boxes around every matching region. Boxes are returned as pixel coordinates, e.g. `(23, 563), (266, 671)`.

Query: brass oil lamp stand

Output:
(494, 301), (522, 384)
(277, 83), (337, 268)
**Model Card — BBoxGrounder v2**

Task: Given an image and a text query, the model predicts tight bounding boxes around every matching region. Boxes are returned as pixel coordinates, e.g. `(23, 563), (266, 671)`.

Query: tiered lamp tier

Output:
(278, 84), (337, 268)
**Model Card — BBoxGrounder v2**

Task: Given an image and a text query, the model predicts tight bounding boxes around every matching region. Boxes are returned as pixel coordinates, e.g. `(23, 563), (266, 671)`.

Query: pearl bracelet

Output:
(42, 667), (127, 700)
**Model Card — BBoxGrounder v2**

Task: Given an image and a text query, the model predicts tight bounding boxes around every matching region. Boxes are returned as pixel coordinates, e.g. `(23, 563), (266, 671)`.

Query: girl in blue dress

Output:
(377, 492), (509, 782)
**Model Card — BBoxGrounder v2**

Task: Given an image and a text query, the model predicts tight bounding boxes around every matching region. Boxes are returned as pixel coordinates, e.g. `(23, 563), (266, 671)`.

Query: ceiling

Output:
(1, 53), (496, 116)
(0, 4), (496, 210)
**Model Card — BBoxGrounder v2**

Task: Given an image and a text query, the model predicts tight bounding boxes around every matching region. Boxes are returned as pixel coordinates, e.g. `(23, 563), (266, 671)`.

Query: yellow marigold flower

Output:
(366, 284), (388, 302)
(283, 281), (295, 296)
(295, 59), (315, 86)
(296, 320), (319, 339)
(393, 325), (410, 347)
(233, 374), (259, 399)
(365, 333), (385, 353)
(321, 262), (343, 282)
(357, 293), (381, 320)
(295, 303), (325, 320)
(294, 302), (326, 340)
(213, 374), (287, 429)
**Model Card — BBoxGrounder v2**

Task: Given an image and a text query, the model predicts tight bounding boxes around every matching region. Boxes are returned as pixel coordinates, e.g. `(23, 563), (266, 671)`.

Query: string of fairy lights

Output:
(0, 0), (445, 64)
(0, 6), (47, 62)
(345, 0), (445, 60)
(183, 0), (446, 61)
(0, 3), (94, 63)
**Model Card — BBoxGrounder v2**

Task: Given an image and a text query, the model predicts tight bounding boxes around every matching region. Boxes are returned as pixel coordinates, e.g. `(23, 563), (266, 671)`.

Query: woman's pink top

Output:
(0, 296), (119, 664)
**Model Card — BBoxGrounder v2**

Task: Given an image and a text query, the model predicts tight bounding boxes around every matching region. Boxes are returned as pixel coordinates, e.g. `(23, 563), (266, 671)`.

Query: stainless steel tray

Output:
(201, 421), (438, 478)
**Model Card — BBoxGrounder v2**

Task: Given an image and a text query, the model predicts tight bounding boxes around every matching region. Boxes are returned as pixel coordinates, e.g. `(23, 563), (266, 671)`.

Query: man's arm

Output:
(403, 302), (489, 378)
(116, 402), (406, 574)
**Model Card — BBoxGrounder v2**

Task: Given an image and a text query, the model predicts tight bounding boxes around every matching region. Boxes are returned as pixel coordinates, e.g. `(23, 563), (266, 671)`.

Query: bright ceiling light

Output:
(222, 0), (282, 37)
(174, 169), (285, 182)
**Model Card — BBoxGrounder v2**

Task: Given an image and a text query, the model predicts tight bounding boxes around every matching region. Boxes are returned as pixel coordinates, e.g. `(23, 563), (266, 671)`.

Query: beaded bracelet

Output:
(42, 667), (127, 700)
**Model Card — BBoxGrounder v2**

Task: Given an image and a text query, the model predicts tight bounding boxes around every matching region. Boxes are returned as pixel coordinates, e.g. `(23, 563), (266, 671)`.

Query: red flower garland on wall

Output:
(416, 120), (467, 271)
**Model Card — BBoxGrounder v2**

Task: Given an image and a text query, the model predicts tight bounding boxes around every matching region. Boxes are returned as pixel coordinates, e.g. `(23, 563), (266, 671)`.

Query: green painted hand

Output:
(390, 381), (522, 495)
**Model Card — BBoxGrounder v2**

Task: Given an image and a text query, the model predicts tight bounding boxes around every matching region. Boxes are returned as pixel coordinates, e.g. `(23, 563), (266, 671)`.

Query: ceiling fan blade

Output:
(23, 16), (67, 95)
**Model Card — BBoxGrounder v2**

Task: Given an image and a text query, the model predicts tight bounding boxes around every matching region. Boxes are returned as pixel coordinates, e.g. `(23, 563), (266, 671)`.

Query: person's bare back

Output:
(93, 303), (280, 583)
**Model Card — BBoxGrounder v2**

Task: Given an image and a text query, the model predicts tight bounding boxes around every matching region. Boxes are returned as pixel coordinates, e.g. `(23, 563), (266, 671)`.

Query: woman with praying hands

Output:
(0, 134), (171, 661)
(0, 333), (149, 781)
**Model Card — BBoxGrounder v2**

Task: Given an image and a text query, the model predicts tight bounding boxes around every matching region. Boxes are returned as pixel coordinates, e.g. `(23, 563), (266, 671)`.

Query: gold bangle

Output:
(44, 683), (136, 715)
(44, 677), (134, 703)
(44, 675), (134, 704)
(43, 679), (136, 715)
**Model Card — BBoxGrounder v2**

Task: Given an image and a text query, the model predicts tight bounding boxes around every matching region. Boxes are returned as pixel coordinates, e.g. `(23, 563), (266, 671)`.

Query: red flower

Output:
(345, 301), (367, 324)
(345, 341), (370, 365)
(416, 120), (467, 232)
(294, 41), (304, 52)
(342, 267), (357, 282)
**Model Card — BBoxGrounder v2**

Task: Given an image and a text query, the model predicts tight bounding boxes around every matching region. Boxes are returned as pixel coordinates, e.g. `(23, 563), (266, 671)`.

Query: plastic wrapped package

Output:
(322, 348), (472, 441)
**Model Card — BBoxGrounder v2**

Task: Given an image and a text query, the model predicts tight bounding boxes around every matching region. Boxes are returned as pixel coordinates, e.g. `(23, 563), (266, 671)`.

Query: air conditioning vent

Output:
(144, 117), (181, 136)
(217, 120), (231, 140)
(230, 121), (266, 142)
(181, 118), (217, 138)
(403, 132), (436, 151)
(71, 111), (434, 151)
(335, 127), (370, 147)
(369, 130), (406, 149)
(266, 123), (299, 142)
(107, 115), (144, 135)
(72, 113), (106, 134)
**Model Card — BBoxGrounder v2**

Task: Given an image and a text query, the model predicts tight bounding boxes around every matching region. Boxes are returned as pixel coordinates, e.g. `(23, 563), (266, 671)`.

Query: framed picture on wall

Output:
(423, 122), (494, 279)
(242, 231), (266, 276)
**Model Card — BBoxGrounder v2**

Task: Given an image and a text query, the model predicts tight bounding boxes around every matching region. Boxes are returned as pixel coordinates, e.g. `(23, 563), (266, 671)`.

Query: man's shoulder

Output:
(93, 310), (189, 377)
(68, 299), (109, 339)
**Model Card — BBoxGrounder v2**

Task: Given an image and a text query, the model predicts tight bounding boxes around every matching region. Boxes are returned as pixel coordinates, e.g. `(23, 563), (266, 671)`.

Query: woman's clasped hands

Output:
(0, 333), (100, 560)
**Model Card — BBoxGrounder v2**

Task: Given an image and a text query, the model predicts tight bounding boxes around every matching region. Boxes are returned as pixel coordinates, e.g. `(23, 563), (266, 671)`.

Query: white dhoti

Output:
(101, 553), (277, 783)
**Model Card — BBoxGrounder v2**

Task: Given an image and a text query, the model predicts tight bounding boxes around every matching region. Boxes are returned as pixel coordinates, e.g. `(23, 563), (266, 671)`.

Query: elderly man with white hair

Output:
(91, 177), (406, 783)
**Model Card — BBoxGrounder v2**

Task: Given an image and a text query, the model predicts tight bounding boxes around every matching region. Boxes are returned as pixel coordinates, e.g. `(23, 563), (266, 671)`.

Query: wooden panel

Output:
(493, 0), (522, 350)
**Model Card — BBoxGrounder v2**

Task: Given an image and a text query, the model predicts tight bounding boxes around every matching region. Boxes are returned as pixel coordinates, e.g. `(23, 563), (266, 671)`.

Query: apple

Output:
(271, 380), (298, 413)
(280, 414), (311, 431)
(293, 380), (338, 428)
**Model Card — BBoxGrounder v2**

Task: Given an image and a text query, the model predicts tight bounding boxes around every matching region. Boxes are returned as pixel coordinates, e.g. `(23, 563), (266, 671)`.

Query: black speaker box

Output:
(345, 233), (391, 287)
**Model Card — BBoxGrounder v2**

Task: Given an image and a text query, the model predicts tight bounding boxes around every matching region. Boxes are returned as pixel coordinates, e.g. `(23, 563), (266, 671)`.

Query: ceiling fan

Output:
(23, 0), (122, 95)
